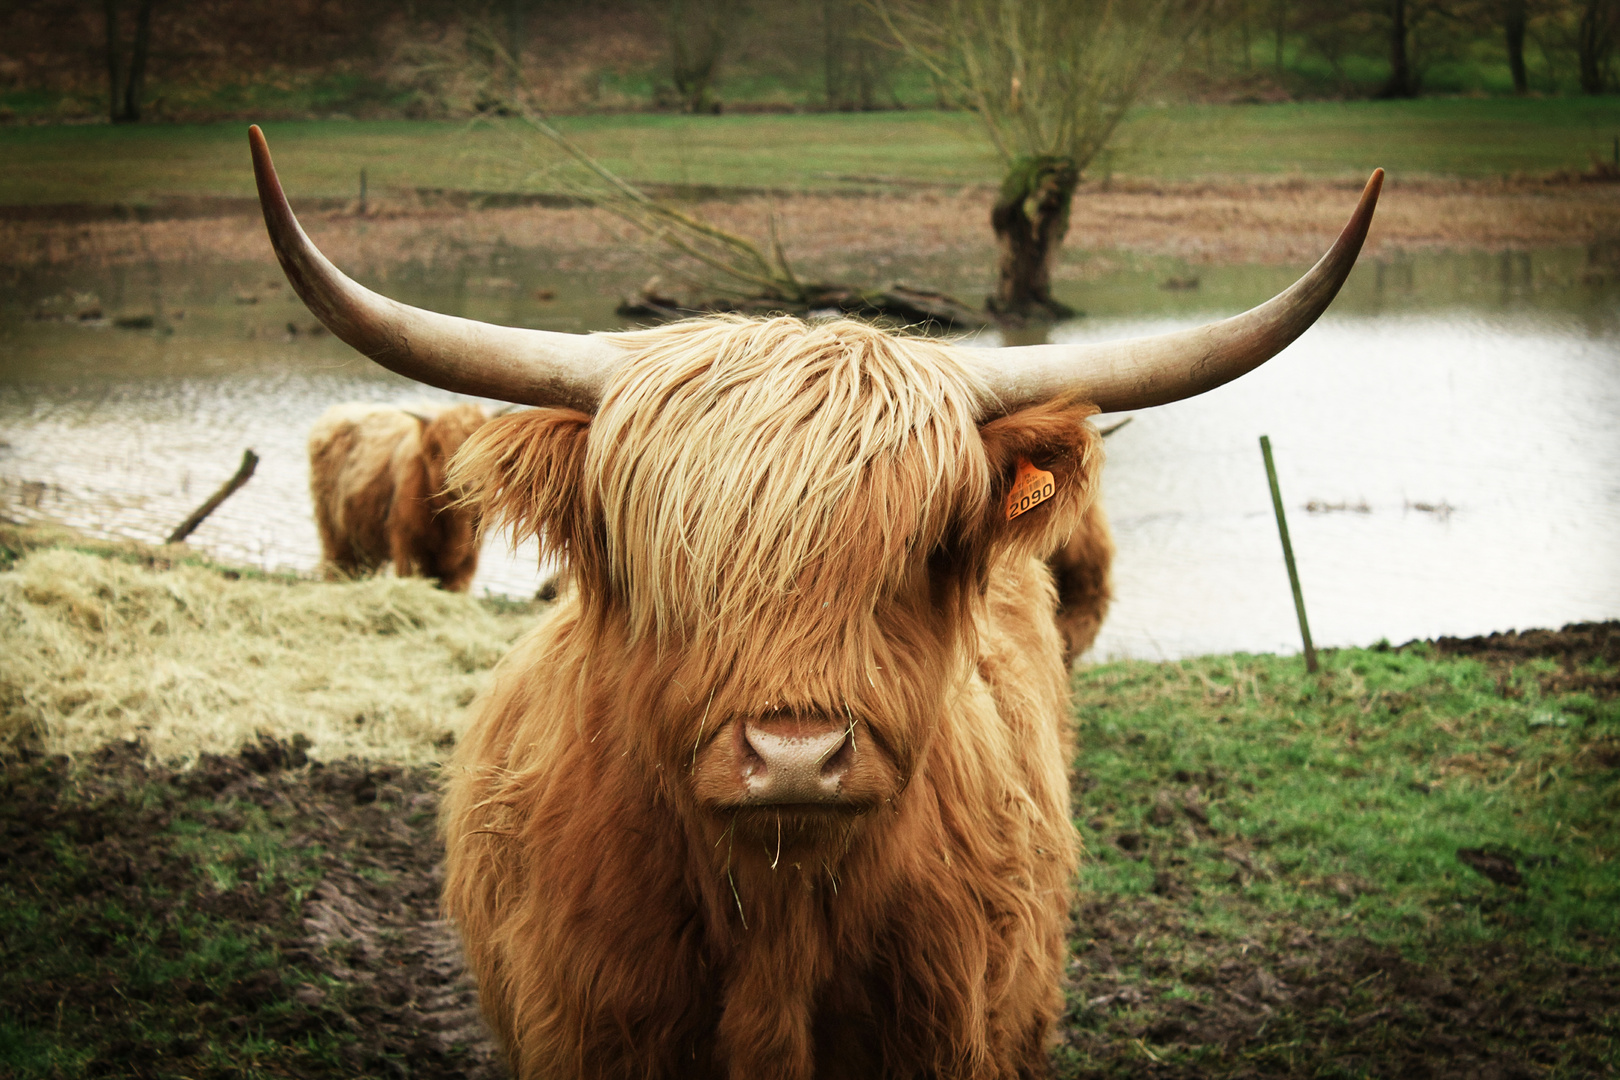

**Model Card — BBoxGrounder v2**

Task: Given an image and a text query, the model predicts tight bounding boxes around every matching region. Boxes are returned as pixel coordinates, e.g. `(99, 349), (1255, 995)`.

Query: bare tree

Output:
(481, 103), (806, 300)
(103, 0), (157, 123)
(1575, 0), (1618, 91)
(824, 0), (891, 108)
(668, 0), (742, 112)
(1380, 0), (1417, 96)
(879, 0), (1198, 322)
(1504, 0), (1529, 91)
(497, 0), (542, 97)
(1274, 0), (1291, 71)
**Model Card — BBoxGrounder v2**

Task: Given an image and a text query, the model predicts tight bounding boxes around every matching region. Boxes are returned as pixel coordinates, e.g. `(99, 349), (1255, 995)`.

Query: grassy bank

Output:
(0, 534), (1615, 1077)
(1062, 637), (1620, 1075)
(4, 99), (1619, 207)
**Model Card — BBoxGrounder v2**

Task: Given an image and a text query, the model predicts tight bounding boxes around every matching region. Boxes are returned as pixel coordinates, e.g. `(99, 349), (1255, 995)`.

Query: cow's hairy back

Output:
(309, 404), (422, 571)
(308, 402), (487, 590)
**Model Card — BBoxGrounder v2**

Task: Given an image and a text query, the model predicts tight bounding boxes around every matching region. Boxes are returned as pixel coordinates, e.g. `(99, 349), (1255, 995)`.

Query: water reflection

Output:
(2, 246), (1616, 657)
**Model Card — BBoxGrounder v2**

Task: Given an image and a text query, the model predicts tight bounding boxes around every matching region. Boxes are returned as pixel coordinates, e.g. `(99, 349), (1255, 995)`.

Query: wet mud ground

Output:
(1, 738), (502, 1080)
(2, 625), (1616, 1078)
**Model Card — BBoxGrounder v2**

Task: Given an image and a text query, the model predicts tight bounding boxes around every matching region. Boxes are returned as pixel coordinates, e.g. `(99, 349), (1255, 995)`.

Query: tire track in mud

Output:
(261, 747), (510, 1079)
(297, 870), (505, 1079)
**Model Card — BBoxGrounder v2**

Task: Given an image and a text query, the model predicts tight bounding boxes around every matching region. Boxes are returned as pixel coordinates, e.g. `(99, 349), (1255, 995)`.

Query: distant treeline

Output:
(1, 0), (1615, 123)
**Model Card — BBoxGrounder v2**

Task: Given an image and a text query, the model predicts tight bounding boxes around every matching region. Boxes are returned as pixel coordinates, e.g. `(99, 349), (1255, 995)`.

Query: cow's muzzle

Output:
(692, 711), (890, 811)
(740, 715), (854, 804)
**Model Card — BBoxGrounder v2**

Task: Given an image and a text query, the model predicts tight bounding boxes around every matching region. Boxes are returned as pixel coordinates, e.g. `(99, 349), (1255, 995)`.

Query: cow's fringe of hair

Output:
(444, 556), (1079, 1077)
(590, 316), (994, 648)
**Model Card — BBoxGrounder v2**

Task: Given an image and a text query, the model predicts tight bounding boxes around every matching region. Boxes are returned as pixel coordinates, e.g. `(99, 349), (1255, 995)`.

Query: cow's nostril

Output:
(818, 728), (854, 780)
(737, 725), (766, 774)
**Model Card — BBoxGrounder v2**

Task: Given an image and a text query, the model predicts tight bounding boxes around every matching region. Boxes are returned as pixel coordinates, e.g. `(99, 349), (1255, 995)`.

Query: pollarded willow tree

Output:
(879, 0), (1201, 321)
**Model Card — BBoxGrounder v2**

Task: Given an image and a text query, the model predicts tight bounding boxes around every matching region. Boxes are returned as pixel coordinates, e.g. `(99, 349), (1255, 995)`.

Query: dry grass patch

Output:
(0, 544), (539, 765)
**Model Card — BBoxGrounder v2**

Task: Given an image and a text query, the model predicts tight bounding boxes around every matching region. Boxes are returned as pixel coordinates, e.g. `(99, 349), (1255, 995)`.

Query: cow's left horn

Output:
(249, 125), (624, 411)
(977, 169), (1383, 414)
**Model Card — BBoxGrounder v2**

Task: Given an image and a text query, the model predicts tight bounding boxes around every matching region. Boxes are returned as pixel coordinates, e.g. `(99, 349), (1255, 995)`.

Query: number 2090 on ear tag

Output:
(1006, 459), (1056, 521)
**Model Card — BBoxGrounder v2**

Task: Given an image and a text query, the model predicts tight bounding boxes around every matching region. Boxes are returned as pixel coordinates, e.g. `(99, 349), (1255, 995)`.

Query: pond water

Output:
(2, 243), (1616, 660)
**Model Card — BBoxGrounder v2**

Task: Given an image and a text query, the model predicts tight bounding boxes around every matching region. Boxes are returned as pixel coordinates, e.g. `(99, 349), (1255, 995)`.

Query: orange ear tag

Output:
(1006, 458), (1056, 521)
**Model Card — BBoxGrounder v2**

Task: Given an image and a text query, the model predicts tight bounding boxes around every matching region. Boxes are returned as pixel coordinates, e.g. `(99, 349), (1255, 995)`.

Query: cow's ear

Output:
(447, 408), (593, 562)
(973, 399), (1104, 562)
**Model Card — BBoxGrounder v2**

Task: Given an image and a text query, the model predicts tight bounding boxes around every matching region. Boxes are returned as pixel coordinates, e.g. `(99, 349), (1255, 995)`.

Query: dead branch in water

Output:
(167, 449), (258, 544)
(615, 280), (992, 329)
(462, 56), (989, 329)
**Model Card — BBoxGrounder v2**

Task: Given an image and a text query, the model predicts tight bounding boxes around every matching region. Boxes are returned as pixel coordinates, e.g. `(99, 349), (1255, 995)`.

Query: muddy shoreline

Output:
(4, 176), (1616, 280)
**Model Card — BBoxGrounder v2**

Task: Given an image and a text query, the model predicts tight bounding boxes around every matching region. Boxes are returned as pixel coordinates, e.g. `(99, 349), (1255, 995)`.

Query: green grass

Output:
(1056, 641), (1619, 1076)
(0, 757), (346, 1078)
(0, 112), (994, 206)
(1117, 97), (1620, 181)
(0, 737), (486, 1079)
(1071, 643), (1620, 964)
(3, 98), (1618, 206)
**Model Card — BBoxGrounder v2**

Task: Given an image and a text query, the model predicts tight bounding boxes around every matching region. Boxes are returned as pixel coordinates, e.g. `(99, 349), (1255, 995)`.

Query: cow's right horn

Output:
(977, 169), (1383, 415)
(249, 126), (624, 412)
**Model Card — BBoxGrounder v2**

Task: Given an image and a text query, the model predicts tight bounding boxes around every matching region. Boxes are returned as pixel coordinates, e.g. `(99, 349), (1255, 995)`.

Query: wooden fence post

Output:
(1259, 435), (1318, 673)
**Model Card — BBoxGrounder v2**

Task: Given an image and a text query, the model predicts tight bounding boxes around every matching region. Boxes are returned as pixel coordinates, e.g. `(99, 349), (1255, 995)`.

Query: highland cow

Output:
(250, 124), (1381, 1079)
(307, 401), (487, 592)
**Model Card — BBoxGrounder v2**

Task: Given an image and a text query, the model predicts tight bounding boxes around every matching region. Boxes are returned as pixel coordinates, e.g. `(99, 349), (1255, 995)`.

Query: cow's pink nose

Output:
(739, 717), (853, 804)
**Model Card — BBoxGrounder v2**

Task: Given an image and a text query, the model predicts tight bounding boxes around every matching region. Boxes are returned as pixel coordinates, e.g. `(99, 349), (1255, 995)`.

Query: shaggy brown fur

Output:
(1047, 500), (1114, 665)
(442, 317), (1110, 1079)
(308, 402), (487, 592)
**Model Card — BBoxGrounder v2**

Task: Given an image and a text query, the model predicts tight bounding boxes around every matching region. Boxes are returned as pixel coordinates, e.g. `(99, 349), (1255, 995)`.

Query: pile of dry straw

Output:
(0, 529), (539, 765)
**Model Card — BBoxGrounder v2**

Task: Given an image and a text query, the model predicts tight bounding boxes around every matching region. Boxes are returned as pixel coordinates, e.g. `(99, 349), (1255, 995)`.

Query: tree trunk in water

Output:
(1504, 0), (1528, 93)
(1380, 0), (1415, 98)
(987, 157), (1080, 323)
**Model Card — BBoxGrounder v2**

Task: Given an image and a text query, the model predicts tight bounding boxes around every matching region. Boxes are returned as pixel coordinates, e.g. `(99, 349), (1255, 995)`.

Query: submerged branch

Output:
(168, 449), (258, 545)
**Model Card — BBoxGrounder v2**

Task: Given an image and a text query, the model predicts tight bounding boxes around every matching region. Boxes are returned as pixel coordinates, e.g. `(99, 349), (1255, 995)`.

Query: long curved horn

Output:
(975, 169), (1383, 414)
(249, 125), (623, 411)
